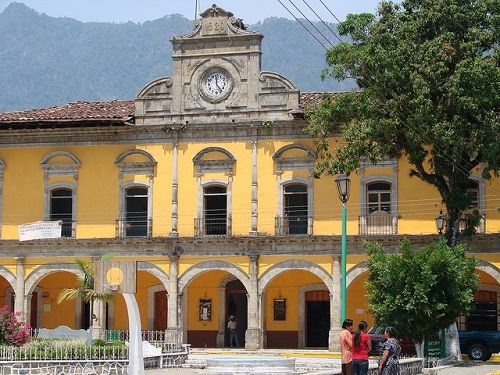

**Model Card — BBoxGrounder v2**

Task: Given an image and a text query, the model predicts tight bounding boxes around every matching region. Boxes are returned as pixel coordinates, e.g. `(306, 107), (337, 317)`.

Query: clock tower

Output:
(135, 4), (300, 126)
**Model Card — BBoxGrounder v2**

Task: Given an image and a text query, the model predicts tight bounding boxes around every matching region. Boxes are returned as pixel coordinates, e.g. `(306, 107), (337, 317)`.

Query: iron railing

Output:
(116, 217), (152, 238)
(194, 217), (232, 236)
(275, 216), (312, 235)
(359, 214), (397, 235)
(49, 216), (75, 238)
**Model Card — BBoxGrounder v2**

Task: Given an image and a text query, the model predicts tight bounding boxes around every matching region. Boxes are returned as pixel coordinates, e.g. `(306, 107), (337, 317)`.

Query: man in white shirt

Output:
(227, 315), (239, 347)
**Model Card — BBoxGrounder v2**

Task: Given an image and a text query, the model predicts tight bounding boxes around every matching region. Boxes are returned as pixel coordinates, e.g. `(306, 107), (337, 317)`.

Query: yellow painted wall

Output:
(112, 270), (165, 330)
(265, 270), (323, 331)
(346, 272), (375, 328)
(37, 271), (78, 329)
(187, 270), (228, 331)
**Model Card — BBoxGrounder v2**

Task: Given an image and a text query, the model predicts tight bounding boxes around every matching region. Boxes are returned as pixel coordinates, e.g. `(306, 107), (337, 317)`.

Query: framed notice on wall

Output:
(199, 299), (212, 321)
(273, 299), (286, 321)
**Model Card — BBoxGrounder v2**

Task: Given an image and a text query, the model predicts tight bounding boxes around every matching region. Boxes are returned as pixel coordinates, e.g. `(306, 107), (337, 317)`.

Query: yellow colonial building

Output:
(0, 5), (497, 350)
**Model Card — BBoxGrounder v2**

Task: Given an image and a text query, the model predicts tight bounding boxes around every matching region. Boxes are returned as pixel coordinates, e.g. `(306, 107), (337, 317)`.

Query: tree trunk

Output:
(415, 336), (426, 366)
(446, 323), (462, 361)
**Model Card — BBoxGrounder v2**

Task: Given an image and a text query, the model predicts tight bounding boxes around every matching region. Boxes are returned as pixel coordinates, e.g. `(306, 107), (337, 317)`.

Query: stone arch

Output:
(178, 260), (250, 293)
(115, 149), (156, 165)
(272, 144), (316, 160)
(258, 259), (333, 295)
(476, 260), (500, 284)
(346, 262), (369, 289)
(0, 265), (16, 290)
(40, 151), (81, 166)
(137, 261), (170, 292)
(192, 147), (236, 164)
(25, 263), (84, 296)
(136, 77), (173, 98)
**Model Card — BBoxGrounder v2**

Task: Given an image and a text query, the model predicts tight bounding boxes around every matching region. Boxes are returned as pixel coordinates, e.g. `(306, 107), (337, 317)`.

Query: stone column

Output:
(166, 255), (181, 342)
(170, 140), (179, 237)
(329, 256), (342, 351)
(216, 286), (226, 347)
(14, 257), (25, 319)
(245, 255), (261, 349)
(23, 294), (32, 327)
(250, 138), (258, 235)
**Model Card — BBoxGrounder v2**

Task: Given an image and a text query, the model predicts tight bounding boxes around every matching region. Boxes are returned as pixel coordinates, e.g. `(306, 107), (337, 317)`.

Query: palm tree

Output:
(57, 257), (115, 330)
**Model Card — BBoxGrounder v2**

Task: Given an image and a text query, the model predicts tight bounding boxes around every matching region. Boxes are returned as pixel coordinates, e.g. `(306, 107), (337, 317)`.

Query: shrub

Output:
(0, 306), (31, 346)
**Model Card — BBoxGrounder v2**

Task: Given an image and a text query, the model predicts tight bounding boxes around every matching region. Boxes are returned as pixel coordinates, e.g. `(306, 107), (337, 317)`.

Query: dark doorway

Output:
(125, 187), (148, 237)
(30, 293), (38, 329)
(284, 184), (308, 234)
(81, 301), (91, 329)
(154, 290), (168, 331)
(306, 290), (330, 347)
(204, 186), (228, 235)
(225, 279), (247, 347)
(50, 188), (73, 237)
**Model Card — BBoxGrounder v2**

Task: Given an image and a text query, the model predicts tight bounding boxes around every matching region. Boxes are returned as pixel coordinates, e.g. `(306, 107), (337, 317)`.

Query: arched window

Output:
(466, 179), (479, 208)
(361, 181), (395, 235)
(123, 186), (149, 237)
(50, 188), (73, 237)
(201, 185), (228, 235)
(277, 183), (309, 235)
(367, 182), (391, 214)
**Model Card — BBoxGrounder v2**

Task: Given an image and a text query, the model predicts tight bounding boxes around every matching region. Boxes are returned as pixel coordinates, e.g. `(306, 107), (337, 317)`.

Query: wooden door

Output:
(154, 291), (168, 331)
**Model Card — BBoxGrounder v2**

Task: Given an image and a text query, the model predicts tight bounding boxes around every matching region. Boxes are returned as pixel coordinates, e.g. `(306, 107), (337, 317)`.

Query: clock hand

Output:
(215, 76), (222, 92)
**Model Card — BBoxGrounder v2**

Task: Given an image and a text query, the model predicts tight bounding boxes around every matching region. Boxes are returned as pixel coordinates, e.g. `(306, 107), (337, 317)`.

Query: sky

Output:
(0, 0), (381, 24)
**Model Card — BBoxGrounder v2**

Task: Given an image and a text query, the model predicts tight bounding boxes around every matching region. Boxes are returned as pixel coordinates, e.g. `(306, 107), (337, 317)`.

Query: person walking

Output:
(378, 326), (401, 375)
(352, 321), (372, 375)
(340, 319), (354, 375)
(227, 315), (239, 347)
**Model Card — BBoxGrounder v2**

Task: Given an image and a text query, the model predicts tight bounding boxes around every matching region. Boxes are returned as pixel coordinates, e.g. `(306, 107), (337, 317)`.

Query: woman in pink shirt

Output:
(352, 321), (372, 375)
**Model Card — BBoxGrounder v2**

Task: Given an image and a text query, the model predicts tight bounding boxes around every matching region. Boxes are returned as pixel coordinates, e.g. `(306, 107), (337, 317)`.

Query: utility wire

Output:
(300, 0), (343, 44)
(276, 0), (329, 51)
(286, 0), (335, 47)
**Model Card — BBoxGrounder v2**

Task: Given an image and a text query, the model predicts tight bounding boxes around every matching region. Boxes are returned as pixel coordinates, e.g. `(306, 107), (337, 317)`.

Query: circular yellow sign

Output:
(106, 267), (124, 286)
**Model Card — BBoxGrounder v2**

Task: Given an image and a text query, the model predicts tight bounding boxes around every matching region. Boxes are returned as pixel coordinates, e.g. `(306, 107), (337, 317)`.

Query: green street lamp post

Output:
(335, 172), (351, 323)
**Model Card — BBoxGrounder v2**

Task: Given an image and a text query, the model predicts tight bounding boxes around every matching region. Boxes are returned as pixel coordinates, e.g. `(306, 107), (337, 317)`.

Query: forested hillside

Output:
(0, 2), (353, 112)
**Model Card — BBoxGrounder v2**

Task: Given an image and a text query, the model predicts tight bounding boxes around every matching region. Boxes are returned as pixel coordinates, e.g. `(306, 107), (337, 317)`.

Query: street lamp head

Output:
(435, 209), (445, 234)
(335, 172), (351, 203)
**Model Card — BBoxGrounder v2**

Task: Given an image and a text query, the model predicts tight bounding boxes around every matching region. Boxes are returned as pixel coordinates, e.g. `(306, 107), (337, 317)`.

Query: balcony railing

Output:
(49, 216), (75, 238)
(116, 217), (152, 238)
(359, 213), (397, 235)
(194, 217), (232, 236)
(275, 216), (312, 235)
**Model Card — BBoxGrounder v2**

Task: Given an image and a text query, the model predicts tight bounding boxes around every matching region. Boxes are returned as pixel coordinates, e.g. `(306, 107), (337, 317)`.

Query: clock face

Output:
(200, 69), (232, 102)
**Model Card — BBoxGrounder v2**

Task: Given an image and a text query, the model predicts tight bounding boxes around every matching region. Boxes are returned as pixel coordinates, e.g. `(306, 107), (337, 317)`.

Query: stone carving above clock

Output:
(134, 4), (300, 126)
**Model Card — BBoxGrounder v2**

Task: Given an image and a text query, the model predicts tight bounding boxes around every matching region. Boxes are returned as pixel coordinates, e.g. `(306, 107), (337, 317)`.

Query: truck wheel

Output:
(468, 343), (488, 361)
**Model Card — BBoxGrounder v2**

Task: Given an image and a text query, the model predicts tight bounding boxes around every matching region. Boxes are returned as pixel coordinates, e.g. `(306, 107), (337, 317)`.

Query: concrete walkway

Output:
(433, 361), (500, 375)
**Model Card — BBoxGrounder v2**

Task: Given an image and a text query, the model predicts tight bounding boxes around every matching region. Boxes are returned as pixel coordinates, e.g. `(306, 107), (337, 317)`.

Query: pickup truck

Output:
(458, 330), (500, 361)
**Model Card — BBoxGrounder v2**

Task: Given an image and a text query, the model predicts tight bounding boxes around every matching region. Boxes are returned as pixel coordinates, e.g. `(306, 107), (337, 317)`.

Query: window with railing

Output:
(276, 183), (311, 235)
(458, 290), (498, 331)
(50, 188), (74, 237)
(196, 185), (230, 236)
(117, 187), (150, 237)
(459, 179), (486, 233)
(360, 181), (397, 235)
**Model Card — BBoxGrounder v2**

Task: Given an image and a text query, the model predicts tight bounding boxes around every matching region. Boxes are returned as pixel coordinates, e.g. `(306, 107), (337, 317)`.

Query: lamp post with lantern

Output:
(435, 209), (446, 242)
(335, 172), (351, 322)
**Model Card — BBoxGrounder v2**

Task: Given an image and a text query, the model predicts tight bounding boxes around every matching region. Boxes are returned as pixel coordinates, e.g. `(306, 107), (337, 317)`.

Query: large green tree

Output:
(366, 240), (478, 357)
(306, 0), (499, 246)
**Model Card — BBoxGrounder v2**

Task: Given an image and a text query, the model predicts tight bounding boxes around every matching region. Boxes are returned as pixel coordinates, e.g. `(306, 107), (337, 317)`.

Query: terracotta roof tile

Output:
(0, 100), (134, 123)
(0, 92), (338, 125)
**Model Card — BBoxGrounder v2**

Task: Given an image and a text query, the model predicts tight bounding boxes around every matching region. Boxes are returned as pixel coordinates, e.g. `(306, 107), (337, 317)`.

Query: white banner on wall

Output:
(18, 221), (62, 241)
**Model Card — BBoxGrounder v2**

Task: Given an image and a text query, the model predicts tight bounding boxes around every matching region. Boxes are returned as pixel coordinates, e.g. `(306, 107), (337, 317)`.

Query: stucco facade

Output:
(0, 5), (498, 350)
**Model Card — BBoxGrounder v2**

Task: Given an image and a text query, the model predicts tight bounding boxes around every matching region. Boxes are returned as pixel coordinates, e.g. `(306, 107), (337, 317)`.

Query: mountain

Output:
(0, 2), (353, 112)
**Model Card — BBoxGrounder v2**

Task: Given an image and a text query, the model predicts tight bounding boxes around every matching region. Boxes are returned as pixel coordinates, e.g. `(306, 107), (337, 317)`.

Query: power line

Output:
(301, 0), (343, 44)
(286, 0), (335, 47)
(276, 0), (329, 51)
